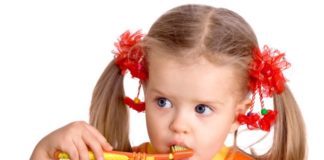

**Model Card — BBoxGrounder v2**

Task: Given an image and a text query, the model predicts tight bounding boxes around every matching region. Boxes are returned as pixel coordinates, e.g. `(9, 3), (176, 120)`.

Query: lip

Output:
(168, 141), (189, 149)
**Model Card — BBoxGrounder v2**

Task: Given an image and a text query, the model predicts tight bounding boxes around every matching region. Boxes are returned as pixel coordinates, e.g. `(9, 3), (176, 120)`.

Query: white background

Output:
(0, 0), (323, 159)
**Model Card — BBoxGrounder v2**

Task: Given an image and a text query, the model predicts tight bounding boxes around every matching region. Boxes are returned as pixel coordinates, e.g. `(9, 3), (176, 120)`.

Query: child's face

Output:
(144, 54), (248, 160)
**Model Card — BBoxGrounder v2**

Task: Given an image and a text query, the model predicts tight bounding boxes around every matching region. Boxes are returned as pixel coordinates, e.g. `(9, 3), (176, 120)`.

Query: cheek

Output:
(145, 106), (172, 152)
(209, 122), (232, 143)
(145, 103), (169, 128)
(145, 109), (162, 131)
(193, 119), (233, 159)
(145, 105), (166, 137)
(145, 107), (157, 131)
(197, 113), (234, 144)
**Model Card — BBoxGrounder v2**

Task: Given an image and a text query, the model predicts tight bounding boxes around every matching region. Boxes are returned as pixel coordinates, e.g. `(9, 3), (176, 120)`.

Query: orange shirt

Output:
(132, 142), (254, 160)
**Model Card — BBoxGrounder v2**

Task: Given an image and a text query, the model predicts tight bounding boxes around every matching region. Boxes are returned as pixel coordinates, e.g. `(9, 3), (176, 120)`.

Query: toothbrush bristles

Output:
(170, 145), (193, 160)
(171, 145), (188, 152)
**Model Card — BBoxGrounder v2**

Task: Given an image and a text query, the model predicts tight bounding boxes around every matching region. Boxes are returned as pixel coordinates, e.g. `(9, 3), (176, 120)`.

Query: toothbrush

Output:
(56, 145), (193, 160)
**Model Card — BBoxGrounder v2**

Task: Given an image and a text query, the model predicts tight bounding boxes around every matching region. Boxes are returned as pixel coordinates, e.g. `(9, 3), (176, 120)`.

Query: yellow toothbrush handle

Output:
(57, 149), (192, 160)
(57, 151), (130, 160)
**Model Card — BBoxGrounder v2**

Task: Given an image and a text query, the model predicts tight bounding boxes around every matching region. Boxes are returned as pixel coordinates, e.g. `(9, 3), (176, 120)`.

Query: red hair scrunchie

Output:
(238, 45), (290, 131)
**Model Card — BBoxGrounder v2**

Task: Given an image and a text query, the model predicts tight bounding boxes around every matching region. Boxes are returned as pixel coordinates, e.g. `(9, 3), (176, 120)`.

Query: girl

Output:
(30, 4), (306, 160)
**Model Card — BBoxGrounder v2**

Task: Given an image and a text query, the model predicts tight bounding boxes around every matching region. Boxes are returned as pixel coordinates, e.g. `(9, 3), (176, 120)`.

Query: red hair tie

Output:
(113, 30), (147, 112)
(114, 30), (147, 80)
(238, 45), (290, 131)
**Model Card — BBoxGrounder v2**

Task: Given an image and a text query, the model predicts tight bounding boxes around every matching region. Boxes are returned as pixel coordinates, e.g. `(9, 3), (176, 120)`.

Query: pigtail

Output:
(89, 60), (132, 151)
(257, 85), (306, 160)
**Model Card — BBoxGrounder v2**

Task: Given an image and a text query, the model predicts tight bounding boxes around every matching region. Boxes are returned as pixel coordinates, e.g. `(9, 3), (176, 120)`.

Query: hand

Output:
(30, 121), (112, 160)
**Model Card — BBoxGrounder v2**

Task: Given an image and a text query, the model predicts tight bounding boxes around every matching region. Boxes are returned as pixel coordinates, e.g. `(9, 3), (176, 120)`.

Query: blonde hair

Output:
(89, 4), (306, 159)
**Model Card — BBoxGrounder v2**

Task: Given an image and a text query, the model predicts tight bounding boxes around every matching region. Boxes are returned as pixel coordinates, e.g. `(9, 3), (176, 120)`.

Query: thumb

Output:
(30, 147), (52, 160)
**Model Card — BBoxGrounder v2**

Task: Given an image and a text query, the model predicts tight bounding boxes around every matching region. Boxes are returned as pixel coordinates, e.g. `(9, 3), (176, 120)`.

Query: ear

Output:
(229, 98), (251, 133)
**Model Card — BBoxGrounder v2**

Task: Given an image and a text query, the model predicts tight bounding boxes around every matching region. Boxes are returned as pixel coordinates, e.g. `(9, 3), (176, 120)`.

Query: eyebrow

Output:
(149, 87), (225, 106)
(150, 87), (169, 97)
(194, 99), (224, 106)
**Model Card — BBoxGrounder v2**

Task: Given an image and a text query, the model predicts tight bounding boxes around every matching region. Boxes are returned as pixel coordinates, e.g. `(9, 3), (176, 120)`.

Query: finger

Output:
(73, 138), (89, 160)
(85, 124), (113, 151)
(82, 131), (104, 160)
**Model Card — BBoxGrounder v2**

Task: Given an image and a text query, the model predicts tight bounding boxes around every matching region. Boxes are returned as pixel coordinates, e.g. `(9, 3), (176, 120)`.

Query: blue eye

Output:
(156, 97), (172, 108)
(195, 104), (212, 115)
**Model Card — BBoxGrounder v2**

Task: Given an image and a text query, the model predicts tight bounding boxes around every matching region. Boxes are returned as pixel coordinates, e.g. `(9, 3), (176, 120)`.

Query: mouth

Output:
(169, 145), (193, 160)
(170, 145), (190, 152)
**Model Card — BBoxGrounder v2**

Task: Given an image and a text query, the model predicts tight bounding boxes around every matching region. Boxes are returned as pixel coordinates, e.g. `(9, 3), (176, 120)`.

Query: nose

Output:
(169, 111), (190, 134)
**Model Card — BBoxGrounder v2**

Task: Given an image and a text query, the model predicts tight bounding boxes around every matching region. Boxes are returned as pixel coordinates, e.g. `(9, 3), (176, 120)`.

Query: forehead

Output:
(146, 53), (240, 103)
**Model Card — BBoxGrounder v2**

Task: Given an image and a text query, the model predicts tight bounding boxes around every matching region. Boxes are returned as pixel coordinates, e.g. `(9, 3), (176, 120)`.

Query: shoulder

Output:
(225, 147), (255, 160)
